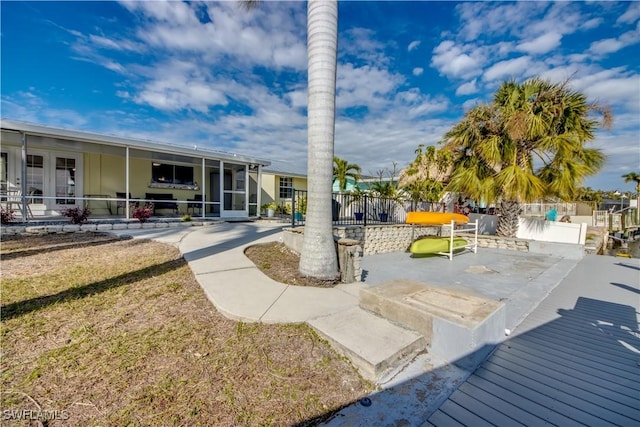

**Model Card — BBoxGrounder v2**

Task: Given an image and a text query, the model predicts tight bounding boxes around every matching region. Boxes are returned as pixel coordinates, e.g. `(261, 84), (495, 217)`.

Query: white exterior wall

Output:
(517, 217), (588, 245)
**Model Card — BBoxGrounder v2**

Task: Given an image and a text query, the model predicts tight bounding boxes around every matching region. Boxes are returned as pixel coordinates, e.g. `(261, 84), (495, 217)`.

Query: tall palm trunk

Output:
(299, 0), (339, 279)
(497, 200), (520, 237)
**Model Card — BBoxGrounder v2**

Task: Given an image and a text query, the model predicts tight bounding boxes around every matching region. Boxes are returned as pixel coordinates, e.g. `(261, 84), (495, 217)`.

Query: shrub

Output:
(181, 214), (192, 222)
(133, 203), (154, 223)
(1, 207), (15, 224)
(61, 206), (91, 224)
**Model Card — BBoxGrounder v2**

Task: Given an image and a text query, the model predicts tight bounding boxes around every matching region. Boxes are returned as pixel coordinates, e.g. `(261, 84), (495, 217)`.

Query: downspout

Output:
(125, 146), (130, 219)
(245, 163), (249, 218)
(20, 132), (28, 222)
(220, 161), (224, 218)
(201, 157), (206, 219)
(257, 165), (262, 218)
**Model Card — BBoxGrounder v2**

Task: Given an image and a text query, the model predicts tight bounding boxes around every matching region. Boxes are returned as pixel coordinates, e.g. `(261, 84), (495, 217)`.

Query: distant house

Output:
(1, 120), (270, 219)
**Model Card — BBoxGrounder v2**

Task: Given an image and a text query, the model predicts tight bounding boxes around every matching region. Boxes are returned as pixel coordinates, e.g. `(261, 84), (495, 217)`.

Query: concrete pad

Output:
(308, 307), (426, 382)
(528, 240), (585, 259)
(323, 353), (470, 427)
(194, 268), (286, 323)
(260, 286), (358, 323)
(335, 281), (366, 298)
(360, 280), (505, 367)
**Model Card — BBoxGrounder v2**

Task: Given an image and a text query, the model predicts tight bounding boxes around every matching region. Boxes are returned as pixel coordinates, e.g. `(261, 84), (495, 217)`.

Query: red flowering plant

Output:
(132, 203), (154, 223)
(61, 206), (91, 224)
(1, 207), (15, 224)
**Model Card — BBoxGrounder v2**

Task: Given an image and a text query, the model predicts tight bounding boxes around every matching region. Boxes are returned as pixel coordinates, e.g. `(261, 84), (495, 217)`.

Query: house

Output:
(0, 120), (270, 219)
(261, 159), (308, 213)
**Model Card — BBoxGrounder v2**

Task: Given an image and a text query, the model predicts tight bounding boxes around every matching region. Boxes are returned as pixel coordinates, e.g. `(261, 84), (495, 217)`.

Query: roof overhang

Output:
(0, 119), (271, 167)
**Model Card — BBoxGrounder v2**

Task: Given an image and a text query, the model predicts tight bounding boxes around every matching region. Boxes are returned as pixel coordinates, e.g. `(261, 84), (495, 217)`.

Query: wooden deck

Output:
(427, 255), (640, 426)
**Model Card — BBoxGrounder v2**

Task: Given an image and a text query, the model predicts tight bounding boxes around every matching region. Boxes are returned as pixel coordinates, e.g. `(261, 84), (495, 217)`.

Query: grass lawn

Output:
(1, 232), (372, 426)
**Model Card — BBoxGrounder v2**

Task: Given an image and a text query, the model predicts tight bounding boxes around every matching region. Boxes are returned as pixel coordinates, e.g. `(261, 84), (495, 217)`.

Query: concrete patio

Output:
(94, 221), (638, 425)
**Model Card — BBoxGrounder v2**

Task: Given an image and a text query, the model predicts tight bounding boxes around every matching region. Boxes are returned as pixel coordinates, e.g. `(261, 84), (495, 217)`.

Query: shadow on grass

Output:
(0, 234), (132, 261)
(1, 257), (186, 320)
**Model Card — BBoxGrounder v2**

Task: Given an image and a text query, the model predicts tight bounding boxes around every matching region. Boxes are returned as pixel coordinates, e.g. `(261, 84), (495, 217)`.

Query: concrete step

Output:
(360, 280), (505, 370)
(307, 307), (427, 383)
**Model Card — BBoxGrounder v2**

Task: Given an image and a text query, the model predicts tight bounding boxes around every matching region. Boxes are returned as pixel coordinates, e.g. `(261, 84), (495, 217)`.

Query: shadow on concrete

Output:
(182, 223), (283, 262)
(299, 276), (640, 425)
(611, 282), (640, 295)
(615, 261), (640, 271)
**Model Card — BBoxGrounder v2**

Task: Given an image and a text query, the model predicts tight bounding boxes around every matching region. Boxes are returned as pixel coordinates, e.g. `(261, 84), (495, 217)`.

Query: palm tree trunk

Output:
(496, 200), (520, 238)
(299, 0), (339, 279)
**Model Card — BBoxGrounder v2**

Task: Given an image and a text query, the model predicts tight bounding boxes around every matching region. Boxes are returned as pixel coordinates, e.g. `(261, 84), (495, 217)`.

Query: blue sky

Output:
(2, 1), (639, 192)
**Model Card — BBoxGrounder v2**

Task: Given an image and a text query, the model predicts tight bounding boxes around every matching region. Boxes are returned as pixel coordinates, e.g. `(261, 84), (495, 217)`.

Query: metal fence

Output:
(520, 202), (577, 217)
(290, 190), (441, 227)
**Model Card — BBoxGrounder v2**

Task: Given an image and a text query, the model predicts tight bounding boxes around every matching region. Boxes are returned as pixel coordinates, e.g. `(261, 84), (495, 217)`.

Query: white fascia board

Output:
(0, 119), (271, 167)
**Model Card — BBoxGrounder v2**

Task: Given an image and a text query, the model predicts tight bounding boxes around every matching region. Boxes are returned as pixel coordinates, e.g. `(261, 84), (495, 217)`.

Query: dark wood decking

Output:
(427, 255), (640, 426)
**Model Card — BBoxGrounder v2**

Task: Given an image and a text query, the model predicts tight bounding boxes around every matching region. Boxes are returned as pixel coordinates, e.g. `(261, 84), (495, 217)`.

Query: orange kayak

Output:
(406, 211), (469, 225)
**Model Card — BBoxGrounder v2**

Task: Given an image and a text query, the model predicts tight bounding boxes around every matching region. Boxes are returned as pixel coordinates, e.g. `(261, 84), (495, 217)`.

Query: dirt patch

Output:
(1, 233), (371, 426)
(244, 242), (340, 288)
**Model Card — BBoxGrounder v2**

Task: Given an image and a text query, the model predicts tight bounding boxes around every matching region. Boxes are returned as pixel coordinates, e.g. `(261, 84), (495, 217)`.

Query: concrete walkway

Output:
(111, 221), (365, 323)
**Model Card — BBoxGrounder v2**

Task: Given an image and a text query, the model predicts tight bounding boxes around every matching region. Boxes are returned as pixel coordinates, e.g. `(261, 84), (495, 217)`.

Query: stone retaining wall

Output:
(282, 225), (532, 283)
(333, 225), (446, 255)
(283, 225), (531, 259)
(0, 220), (217, 235)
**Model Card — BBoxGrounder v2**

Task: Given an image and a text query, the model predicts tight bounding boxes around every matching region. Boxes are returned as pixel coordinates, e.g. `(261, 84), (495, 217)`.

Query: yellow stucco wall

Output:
(83, 153), (206, 214)
(261, 174), (277, 205)
(261, 173), (308, 204)
(293, 177), (307, 192)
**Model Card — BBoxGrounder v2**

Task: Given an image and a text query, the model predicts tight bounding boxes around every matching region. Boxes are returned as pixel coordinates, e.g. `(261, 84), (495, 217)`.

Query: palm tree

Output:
(576, 187), (603, 210)
(622, 172), (640, 193)
(242, 0), (338, 279)
(399, 144), (452, 210)
(241, 0), (338, 280)
(298, 0), (339, 279)
(333, 156), (362, 192)
(441, 78), (612, 237)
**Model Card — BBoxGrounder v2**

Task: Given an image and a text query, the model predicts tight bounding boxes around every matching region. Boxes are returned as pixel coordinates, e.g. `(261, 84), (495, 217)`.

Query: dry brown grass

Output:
(244, 242), (340, 288)
(0, 233), (372, 426)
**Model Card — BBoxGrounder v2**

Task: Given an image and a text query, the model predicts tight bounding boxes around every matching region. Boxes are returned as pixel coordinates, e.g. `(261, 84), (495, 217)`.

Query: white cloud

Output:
(590, 23), (640, 55)
(581, 76), (640, 110)
(412, 67), (423, 76)
(462, 98), (483, 111)
(590, 38), (625, 55)
(617, 2), (640, 25)
(336, 64), (404, 111)
(483, 56), (532, 82)
(408, 40), (421, 52)
(132, 60), (228, 112)
(117, 1), (307, 71)
(456, 79), (478, 96)
(455, 2), (548, 41)
(431, 41), (482, 79)
(517, 32), (562, 54)
(581, 18), (602, 30)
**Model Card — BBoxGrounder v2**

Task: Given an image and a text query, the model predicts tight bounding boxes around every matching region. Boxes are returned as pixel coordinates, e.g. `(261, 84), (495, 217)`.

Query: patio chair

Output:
(187, 194), (205, 215)
(2, 186), (33, 219)
(115, 192), (138, 215)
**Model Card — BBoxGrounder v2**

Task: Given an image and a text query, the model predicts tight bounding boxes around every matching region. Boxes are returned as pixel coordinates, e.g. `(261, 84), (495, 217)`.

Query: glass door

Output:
(55, 156), (77, 206)
(222, 162), (247, 217)
(26, 154), (44, 204)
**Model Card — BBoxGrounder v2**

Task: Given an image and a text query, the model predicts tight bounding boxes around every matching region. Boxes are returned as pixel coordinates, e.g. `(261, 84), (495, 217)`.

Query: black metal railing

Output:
(291, 190), (421, 227)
